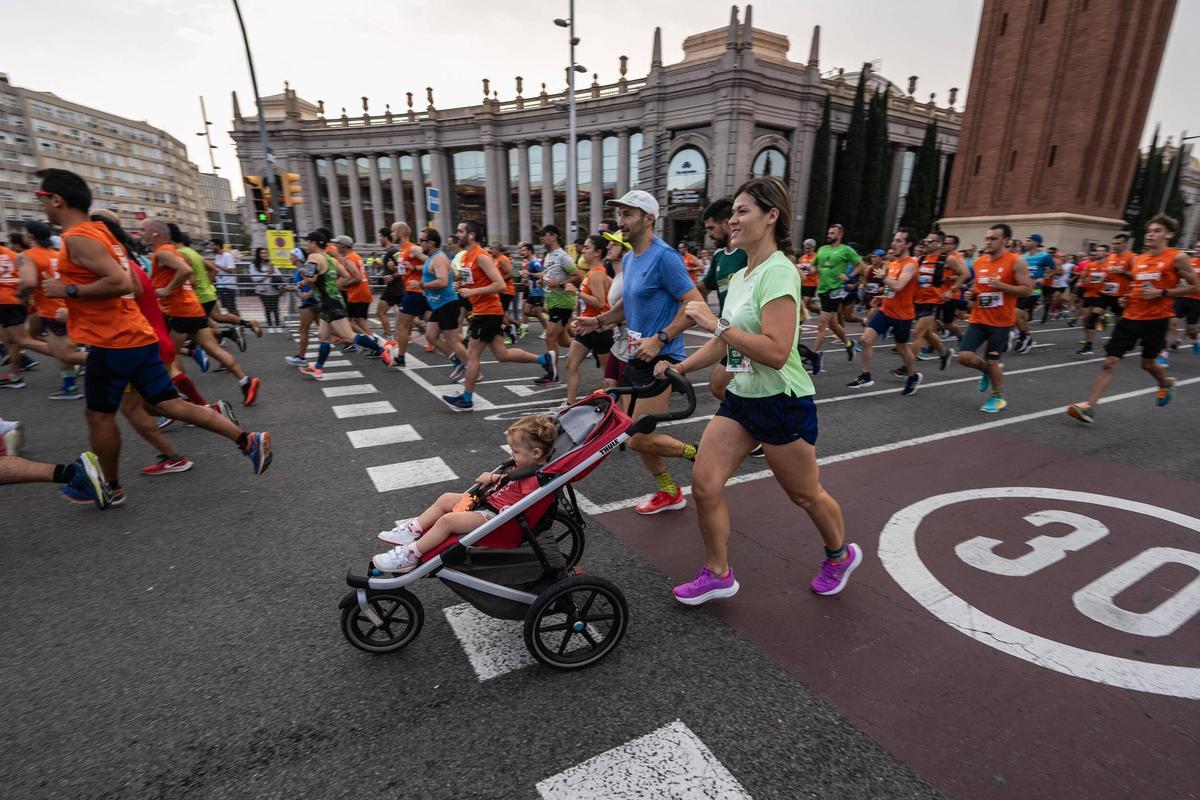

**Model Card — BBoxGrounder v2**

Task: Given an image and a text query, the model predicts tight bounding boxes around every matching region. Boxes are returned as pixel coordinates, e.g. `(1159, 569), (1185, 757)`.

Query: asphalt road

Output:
(2, 307), (1197, 799)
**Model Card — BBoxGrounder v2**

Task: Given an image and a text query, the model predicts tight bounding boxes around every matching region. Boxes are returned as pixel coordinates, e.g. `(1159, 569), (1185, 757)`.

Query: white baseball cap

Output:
(605, 189), (659, 217)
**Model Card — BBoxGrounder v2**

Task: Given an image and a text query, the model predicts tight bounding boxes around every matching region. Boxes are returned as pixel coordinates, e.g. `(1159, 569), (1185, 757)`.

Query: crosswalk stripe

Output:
(536, 720), (751, 799)
(332, 400), (395, 418)
(443, 603), (534, 681)
(345, 424), (421, 448)
(321, 383), (378, 398)
(314, 370), (365, 381)
(366, 456), (457, 492)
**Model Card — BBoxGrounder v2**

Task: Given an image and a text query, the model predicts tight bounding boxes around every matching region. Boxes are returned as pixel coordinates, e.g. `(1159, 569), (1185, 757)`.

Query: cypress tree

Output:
(858, 88), (890, 247)
(1131, 130), (1164, 248)
(900, 120), (939, 237)
(828, 67), (870, 236)
(1164, 147), (1187, 228)
(804, 96), (833, 242)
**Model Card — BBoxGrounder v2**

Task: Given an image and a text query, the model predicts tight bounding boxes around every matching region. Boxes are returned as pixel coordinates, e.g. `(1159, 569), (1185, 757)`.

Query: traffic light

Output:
(282, 172), (304, 207)
(244, 175), (271, 225)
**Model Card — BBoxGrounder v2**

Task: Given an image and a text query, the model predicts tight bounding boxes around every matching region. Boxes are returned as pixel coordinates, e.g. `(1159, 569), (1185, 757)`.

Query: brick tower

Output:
(939, 0), (1178, 252)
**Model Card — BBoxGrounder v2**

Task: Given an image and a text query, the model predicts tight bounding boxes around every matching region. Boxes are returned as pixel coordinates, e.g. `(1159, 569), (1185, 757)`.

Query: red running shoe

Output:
(635, 488), (687, 515)
(140, 455), (195, 476)
(242, 377), (261, 405)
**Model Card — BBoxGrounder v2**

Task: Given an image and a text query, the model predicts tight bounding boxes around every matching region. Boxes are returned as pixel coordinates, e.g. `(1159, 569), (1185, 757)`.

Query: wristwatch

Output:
(713, 317), (732, 339)
(65, 284), (79, 298)
(656, 330), (670, 344)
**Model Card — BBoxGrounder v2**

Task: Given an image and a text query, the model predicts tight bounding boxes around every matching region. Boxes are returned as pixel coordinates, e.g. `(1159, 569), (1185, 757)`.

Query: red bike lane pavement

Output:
(599, 431), (1199, 799)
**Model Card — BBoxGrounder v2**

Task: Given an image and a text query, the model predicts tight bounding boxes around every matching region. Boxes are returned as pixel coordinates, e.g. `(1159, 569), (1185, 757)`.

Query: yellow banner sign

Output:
(266, 229), (296, 270)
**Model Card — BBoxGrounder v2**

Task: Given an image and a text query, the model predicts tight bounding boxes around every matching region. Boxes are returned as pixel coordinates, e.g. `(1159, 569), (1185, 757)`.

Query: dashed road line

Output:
(366, 456), (458, 492)
(332, 400), (396, 419)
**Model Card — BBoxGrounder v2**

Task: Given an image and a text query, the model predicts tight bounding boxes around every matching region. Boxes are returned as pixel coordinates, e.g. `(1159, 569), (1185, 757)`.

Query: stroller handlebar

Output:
(611, 369), (697, 434)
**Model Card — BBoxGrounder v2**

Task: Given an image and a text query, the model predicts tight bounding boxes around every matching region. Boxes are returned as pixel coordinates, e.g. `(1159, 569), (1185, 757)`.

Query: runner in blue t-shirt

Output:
(1016, 233), (1054, 353)
(518, 241), (548, 329)
(575, 190), (703, 516)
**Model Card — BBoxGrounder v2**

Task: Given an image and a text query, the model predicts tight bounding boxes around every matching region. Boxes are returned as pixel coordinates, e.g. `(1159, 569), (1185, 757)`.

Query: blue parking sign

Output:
(426, 186), (441, 214)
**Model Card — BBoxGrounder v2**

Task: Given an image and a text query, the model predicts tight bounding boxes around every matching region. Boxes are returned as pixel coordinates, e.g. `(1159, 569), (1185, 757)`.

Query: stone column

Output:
(540, 138), (554, 228)
(389, 152), (407, 226)
(616, 130), (631, 195)
(790, 118), (818, 249)
(484, 143), (503, 244)
(428, 148), (451, 232)
(883, 144), (908, 239)
(410, 151), (428, 231)
(368, 154), (386, 233)
(496, 146), (512, 245)
(345, 155), (367, 244)
(517, 143), (533, 243)
(302, 157), (322, 231)
(323, 157), (343, 237)
(589, 133), (604, 231)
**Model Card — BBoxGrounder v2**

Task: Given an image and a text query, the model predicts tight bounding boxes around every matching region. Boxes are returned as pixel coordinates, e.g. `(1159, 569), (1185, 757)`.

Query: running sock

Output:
(316, 342), (332, 368)
(797, 344), (817, 360)
(825, 544), (847, 560)
(53, 463), (74, 484)
(60, 370), (76, 391)
(353, 333), (382, 353)
(239, 375), (250, 387)
(681, 444), (697, 462)
(462, 391), (473, 402)
(654, 471), (678, 496)
(171, 373), (207, 405)
(236, 431), (249, 449)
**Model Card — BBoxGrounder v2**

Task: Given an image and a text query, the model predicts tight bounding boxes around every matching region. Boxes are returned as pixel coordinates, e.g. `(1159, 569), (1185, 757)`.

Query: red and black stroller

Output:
(340, 372), (696, 670)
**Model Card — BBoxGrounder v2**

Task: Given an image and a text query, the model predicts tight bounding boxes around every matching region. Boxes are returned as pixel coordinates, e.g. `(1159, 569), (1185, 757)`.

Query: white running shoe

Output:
(372, 543), (420, 573)
(378, 519), (422, 545)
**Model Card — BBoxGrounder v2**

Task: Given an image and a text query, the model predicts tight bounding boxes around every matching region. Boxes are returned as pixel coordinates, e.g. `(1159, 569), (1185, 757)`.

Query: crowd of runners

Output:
(2, 168), (1198, 603)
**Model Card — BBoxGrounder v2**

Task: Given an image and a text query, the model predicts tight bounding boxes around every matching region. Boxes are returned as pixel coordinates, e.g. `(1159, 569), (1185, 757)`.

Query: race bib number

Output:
(883, 287), (896, 299)
(1103, 282), (1121, 294)
(978, 292), (1003, 308)
(917, 275), (932, 287)
(460, 269), (474, 285)
(626, 330), (642, 358)
(866, 282), (880, 293)
(725, 346), (752, 373)
(1135, 271), (1161, 282)
(1089, 273), (1103, 283)
(828, 288), (846, 300)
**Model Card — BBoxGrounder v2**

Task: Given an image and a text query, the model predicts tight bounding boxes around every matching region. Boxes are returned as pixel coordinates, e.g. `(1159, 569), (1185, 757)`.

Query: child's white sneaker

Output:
(378, 518), (422, 545)
(373, 543), (420, 573)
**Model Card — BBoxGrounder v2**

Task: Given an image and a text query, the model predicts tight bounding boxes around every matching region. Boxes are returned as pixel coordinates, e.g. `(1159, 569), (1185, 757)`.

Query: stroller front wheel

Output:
(340, 589), (424, 654)
(523, 574), (628, 670)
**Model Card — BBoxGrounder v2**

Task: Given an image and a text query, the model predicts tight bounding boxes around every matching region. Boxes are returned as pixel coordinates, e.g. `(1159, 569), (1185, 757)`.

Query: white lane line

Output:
(346, 424), (422, 448)
(573, 376), (1200, 515)
(391, 353), (497, 409)
(536, 720), (751, 800)
(314, 359), (352, 368)
(332, 400), (396, 419)
(367, 456), (458, 492)
(313, 370), (365, 382)
(444, 603), (534, 681)
(321, 383), (378, 398)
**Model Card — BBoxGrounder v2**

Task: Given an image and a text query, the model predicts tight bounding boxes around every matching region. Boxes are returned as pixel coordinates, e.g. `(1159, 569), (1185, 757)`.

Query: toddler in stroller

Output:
(371, 415), (558, 573)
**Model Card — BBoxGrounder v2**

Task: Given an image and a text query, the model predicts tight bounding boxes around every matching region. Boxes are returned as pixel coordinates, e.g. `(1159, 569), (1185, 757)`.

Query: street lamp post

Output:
(197, 95), (232, 246)
(555, 4), (587, 240)
(231, 0), (284, 229)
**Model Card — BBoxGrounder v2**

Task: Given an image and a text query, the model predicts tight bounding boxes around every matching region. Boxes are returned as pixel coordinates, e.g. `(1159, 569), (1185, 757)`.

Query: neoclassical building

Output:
(231, 6), (962, 249)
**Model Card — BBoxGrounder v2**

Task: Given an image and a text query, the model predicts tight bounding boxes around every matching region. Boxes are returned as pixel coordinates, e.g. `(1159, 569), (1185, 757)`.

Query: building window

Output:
(973, 154), (982, 176)
(452, 150), (487, 238)
(1000, 12), (1008, 35)
(1047, 145), (1057, 168)
(1039, 0), (1049, 24)
(629, 132), (643, 188)
(577, 138), (591, 226)
(666, 147), (708, 207)
(752, 148), (788, 180)
(1008, 150), (1017, 171)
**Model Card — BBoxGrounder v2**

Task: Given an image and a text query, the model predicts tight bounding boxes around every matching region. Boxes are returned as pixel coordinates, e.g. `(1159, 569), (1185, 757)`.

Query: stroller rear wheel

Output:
(523, 574), (628, 670)
(340, 589), (424, 654)
(550, 511), (585, 568)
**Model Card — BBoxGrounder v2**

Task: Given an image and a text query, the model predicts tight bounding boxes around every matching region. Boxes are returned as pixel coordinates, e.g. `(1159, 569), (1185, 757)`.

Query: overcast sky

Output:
(4, 0), (1194, 197)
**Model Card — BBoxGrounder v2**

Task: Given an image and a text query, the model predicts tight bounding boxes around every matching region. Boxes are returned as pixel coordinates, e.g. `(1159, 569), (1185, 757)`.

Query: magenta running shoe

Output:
(673, 566), (740, 606)
(811, 543), (863, 595)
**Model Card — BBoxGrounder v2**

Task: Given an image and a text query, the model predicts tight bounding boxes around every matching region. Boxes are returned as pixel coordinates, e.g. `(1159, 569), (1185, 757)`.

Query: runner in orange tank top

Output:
(332, 237), (375, 340)
(1169, 248), (1200, 353)
(911, 230), (967, 370)
(0, 242), (29, 388)
(34, 168), (273, 502)
(955, 223), (1034, 414)
(564, 235), (615, 404)
(13, 221), (85, 399)
(848, 227), (923, 396)
(378, 221), (431, 367)
(1075, 243), (1112, 354)
(797, 241), (819, 314)
(440, 219), (559, 412)
(1068, 214), (1199, 425)
(143, 219), (261, 406)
